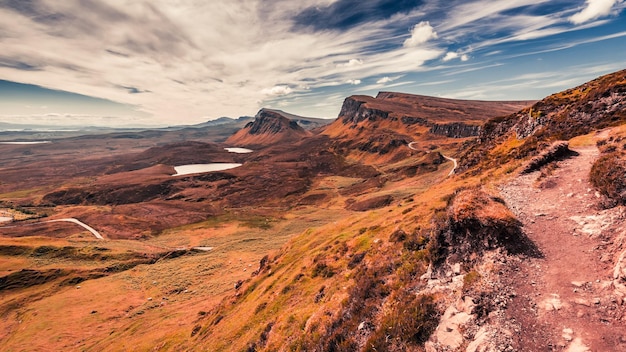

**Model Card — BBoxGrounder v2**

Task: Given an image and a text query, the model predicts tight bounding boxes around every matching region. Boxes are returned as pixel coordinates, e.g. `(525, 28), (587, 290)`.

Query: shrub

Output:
(463, 270), (482, 292)
(365, 292), (439, 351)
(430, 188), (542, 268)
(590, 152), (626, 207)
(311, 262), (335, 278)
(521, 141), (577, 174)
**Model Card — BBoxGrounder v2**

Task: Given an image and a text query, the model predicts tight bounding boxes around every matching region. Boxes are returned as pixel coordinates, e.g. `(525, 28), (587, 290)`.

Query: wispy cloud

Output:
(0, 0), (624, 125)
(570, 0), (623, 24)
(376, 76), (402, 84)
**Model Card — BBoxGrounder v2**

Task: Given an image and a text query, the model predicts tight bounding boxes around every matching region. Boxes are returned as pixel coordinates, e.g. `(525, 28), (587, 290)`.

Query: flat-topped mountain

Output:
(322, 91), (534, 162)
(342, 92), (533, 125)
(226, 108), (314, 147)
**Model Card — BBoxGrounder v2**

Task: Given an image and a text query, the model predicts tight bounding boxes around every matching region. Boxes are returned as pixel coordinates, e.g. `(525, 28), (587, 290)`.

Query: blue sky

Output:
(0, 0), (625, 127)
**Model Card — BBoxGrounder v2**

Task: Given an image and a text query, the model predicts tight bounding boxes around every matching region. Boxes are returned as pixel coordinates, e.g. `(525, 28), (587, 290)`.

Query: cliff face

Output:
(335, 95), (488, 138)
(338, 96), (391, 125)
(401, 116), (482, 138)
(226, 109), (311, 147)
(324, 92), (530, 162)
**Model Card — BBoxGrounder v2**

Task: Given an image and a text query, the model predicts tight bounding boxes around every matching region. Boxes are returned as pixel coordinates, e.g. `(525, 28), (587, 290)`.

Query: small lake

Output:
(173, 163), (242, 176)
(225, 147), (253, 154)
(0, 216), (12, 223)
(0, 141), (52, 145)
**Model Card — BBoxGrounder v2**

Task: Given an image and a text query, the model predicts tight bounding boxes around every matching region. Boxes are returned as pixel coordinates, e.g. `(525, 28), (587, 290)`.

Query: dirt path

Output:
(46, 218), (105, 240)
(0, 217), (105, 240)
(499, 143), (626, 351)
(408, 142), (457, 176)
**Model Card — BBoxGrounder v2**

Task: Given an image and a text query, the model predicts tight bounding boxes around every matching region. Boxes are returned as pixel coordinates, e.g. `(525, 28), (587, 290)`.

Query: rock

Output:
(562, 328), (574, 342)
(544, 294), (563, 311)
(433, 305), (473, 350)
(593, 297), (601, 305)
(456, 296), (476, 314)
(421, 264), (433, 281)
(453, 262), (462, 275)
(571, 281), (586, 288)
(614, 250), (626, 280)
(600, 253), (612, 263)
(574, 298), (591, 307)
(466, 326), (490, 352)
(424, 341), (437, 352)
(566, 337), (590, 352)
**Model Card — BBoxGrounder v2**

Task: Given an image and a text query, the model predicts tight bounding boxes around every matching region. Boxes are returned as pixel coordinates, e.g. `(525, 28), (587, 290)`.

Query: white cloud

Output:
(346, 79), (361, 85)
(442, 52), (459, 61)
(442, 52), (469, 62)
(262, 85), (293, 96)
(376, 76), (401, 84)
(403, 21), (438, 48)
(570, 0), (622, 24)
(337, 59), (363, 67)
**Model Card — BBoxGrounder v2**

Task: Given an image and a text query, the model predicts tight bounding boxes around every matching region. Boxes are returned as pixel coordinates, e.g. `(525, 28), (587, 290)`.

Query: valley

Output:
(1, 69), (626, 351)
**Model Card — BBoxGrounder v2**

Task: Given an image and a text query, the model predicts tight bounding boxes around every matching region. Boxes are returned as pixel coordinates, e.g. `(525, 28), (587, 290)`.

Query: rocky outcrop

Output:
(338, 96), (390, 125)
(226, 108), (311, 147)
(461, 69), (626, 173)
(243, 109), (305, 135)
(430, 122), (482, 138)
(402, 116), (482, 138)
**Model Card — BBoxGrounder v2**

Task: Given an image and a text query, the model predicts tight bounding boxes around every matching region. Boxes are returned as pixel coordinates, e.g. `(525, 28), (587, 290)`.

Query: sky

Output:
(0, 0), (625, 127)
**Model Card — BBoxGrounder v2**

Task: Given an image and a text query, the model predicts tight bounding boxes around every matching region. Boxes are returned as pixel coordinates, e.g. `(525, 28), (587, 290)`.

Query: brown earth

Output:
(500, 131), (626, 351)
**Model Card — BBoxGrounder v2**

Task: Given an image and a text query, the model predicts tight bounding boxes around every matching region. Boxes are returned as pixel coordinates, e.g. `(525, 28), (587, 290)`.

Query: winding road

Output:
(408, 142), (458, 176)
(0, 217), (105, 240)
(46, 218), (104, 239)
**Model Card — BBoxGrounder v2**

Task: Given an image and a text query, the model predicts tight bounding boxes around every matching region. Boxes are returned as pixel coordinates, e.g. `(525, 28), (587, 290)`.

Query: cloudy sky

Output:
(0, 0), (625, 127)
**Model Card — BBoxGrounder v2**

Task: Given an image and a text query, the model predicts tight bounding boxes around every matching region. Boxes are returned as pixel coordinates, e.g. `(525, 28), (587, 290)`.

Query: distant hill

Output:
(226, 108), (314, 147)
(260, 109), (333, 130)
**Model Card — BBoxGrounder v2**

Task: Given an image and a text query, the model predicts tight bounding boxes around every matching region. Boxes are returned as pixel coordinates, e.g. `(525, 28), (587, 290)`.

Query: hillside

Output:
(461, 68), (626, 173)
(183, 70), (626, 351)
(1, 70), (626, 351)
(226, 109), (314, 147)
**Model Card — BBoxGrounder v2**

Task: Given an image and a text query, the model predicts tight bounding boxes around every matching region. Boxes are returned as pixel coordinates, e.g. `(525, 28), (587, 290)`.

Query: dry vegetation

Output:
(590, 127), (626, 208)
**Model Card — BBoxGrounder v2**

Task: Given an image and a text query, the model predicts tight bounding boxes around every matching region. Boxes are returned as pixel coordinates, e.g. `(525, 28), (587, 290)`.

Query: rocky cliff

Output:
(332, 93), (529, 138)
